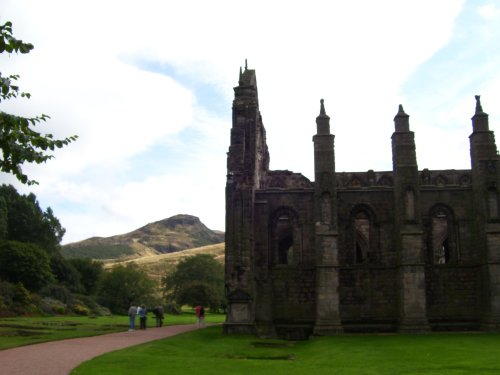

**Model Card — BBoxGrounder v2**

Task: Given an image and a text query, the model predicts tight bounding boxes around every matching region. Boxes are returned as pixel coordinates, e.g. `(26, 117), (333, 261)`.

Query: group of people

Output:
(128, 303), (164, 331)
(127, 303), (206, 331)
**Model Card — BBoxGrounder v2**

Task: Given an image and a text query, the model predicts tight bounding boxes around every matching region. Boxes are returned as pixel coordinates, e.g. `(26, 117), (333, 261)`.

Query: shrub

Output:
(37, 297), (67, 315)
(39, 284), (74, 304)
(0, 280), (35, 316)
(72, 303), (90, 316)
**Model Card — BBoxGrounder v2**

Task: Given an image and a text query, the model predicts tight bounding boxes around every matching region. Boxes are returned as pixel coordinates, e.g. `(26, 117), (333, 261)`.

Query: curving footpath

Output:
(0, 324), (202, 375)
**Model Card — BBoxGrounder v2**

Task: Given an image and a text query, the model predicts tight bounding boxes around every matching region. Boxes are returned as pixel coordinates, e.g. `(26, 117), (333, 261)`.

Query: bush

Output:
(0, 280), (35, 316)
(37, 297), (67, 315)
(39, 284), (74, 304)
(72, 303), (90, 316)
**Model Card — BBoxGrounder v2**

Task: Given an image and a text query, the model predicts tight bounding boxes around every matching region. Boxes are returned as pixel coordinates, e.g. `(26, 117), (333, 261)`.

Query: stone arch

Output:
(269, 207), (302, 266)
(348, 204), (379, 264)
(427, 204), (457, 264)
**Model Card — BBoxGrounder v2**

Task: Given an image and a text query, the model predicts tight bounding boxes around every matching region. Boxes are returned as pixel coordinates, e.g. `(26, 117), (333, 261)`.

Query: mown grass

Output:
(0, 310), (225, 350)
(0, 315), (126, 350)
(72, 328), (500, 375)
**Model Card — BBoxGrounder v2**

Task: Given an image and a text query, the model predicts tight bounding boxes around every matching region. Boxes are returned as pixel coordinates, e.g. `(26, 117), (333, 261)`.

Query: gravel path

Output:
(0, 324), (201, 375)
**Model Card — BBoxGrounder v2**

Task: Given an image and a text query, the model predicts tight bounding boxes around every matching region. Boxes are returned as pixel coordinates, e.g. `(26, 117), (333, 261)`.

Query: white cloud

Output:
(5, 0), (500, 245)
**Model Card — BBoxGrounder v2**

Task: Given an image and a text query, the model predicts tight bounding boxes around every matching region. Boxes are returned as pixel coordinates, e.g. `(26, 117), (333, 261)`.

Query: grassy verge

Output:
(72, 328), (500, 375)
(0, 315), (126, 350)
(0, 310), (225, 350)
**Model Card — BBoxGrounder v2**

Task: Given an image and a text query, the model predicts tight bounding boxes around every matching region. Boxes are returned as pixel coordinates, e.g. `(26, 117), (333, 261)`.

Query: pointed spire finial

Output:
(320, 99), (326, 115)
(475, 95), (483, 113)
(239, 66), (243, 83)
(245, 58), (248, 71)
(394, 104), (409, 119)
(394, 104), (409, 131)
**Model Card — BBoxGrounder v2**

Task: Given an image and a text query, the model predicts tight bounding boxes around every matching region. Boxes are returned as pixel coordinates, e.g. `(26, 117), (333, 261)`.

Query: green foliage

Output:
(164, 254), (225, 311)
(50, 253), (83, 292)
(0, 21), (77, 185)
(61, 244), (135, 259)
(97, 263), (157, 314)
(39, 284), (74, 305)
(0, 196), (7, 240)
(72, 303), (90, 316)
(69, 258), (104, 295)
(0, 240), (54, 291)
(0, 184), (65, 252)
(0, 280), (34, 315)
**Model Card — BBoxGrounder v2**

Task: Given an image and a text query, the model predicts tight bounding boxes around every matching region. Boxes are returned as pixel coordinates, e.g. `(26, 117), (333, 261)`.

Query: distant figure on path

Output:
(139, 304), (147, 330)
(128, 303), (137, 331)
(195, 305), (205, 328)
(153, 305), (164, 327)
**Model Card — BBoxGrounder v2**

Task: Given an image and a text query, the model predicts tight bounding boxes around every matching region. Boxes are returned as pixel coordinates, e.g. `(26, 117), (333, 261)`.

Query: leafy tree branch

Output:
(0, 21), (77, 185)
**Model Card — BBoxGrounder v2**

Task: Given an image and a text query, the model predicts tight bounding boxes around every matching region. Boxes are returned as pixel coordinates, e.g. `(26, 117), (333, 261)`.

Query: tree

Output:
(0, 240), (54, 291)
(164, 254), (225, 311)
(69, 258), (103, 295)
(97, 263), (157, 314)
(0, 21), (77, 185)
(0, 184), (65, 253)
(50, 253), (83, 293)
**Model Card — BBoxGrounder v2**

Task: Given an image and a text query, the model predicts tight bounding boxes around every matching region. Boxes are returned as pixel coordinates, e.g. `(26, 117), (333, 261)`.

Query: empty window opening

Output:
(354, 213), (370, 264)
(278, 235), (294, 264)
(275, 212), (295, 265)
(432, 212), (450, 264)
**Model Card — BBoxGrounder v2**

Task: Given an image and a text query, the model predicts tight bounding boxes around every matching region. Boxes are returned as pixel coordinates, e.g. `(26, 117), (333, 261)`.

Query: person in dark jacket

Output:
(139, 304), (147, 330)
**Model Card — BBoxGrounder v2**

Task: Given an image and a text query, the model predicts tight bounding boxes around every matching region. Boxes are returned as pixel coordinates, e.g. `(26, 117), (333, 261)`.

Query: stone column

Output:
(398, 229), (430, 332)
(314, 229), (343, 334)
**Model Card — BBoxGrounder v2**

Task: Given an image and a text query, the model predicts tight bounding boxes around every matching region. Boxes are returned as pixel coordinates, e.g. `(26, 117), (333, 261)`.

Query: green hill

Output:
(61, 214), (224, 261)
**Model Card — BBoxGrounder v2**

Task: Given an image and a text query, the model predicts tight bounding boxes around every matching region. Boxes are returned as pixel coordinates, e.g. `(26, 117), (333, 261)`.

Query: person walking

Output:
(139, 304), (147, 330)
(153, 305), (164, 328)
(128, 303), (137, 331)
(195, 305), (205, 328)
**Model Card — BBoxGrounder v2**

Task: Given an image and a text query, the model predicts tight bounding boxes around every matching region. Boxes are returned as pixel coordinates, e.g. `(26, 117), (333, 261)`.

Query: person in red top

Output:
(195, 305), (205, 328)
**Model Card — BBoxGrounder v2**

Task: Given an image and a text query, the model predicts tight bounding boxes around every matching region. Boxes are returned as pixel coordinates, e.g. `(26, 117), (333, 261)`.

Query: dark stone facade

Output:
(224, 66), (500, 338)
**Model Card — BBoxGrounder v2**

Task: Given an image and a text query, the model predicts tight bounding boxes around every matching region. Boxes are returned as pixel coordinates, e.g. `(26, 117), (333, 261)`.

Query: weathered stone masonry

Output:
(224, 65), (500, 338)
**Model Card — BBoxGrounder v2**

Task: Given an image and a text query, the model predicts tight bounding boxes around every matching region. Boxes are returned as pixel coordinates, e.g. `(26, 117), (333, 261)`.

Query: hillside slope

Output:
(103, 242), (225, 282)
(61, 214), (224, 260)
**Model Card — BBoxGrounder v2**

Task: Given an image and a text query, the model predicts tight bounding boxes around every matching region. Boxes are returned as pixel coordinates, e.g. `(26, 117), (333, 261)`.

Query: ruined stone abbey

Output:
(224, 65), (500, 339)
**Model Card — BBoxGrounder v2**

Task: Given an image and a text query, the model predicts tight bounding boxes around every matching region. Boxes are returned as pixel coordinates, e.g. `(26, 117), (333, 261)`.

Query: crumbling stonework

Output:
(224, 66), (500, 338)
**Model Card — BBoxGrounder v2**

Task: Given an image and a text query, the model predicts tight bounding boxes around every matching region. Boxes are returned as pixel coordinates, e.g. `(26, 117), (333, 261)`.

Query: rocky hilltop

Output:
(61, 214), (224, 260)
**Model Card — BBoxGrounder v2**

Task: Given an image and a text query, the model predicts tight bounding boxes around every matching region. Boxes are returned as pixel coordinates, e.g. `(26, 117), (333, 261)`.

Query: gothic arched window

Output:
(430, 205), (456, 264)
(271, 208), (302, 266)
(353, 210), (371, 264)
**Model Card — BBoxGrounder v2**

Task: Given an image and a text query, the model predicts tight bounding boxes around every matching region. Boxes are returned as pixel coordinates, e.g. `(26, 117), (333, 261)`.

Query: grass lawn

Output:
(72, 327), (500, 375)
(0, 315), (126, 350)
(0, 310), (225, 350)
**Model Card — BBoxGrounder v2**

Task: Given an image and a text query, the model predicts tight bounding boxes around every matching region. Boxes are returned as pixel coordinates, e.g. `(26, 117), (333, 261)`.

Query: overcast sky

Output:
(1, 0), (500, 244)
